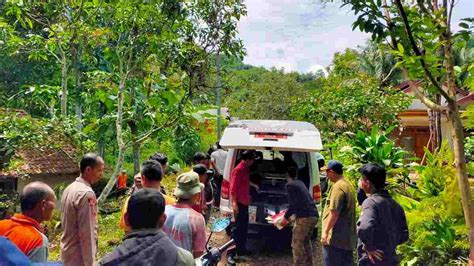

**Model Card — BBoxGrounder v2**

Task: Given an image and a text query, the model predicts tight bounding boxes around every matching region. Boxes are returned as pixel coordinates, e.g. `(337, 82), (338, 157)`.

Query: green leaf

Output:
(459, 22), (469, 29)
(397, 43), (404, 54)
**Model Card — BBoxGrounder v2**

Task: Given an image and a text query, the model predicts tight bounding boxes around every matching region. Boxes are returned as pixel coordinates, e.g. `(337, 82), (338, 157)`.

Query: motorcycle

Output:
(196, 217), (234, 266)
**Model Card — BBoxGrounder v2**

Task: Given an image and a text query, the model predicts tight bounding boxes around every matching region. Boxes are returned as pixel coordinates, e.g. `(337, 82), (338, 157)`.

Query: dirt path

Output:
(207, 230), (323, 266)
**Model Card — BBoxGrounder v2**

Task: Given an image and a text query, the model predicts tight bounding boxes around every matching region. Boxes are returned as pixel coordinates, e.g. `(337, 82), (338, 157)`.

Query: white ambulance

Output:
(219, 120), (323, 235)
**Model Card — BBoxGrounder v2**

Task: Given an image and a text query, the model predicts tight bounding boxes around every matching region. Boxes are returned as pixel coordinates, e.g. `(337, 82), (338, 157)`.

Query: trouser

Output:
(204, 204), (212, 224)
(292, 216), (318, 266)
(323, 245), (354, 266)
(232, 203), (249, 255)
(212, 175), (223, 207)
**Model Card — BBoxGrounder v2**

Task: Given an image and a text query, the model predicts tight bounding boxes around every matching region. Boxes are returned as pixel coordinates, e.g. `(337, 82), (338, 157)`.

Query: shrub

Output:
(398, 197), (469, 265)
(340, 126), (413, 190)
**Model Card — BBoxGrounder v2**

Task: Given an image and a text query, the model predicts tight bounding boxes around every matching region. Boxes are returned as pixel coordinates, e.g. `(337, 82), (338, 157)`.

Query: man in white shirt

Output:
(210, 143), (227, 207)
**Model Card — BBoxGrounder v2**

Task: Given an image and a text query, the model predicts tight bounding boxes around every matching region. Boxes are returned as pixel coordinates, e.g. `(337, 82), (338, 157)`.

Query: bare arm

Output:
(325, 210), (339, 234)
(322, 210), (339, 245)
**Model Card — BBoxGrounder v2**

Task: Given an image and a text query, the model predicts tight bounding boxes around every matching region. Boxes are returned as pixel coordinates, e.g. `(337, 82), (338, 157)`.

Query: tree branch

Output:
(128, 87), (193, 146)
(393, 0), (454, 104)
(416, 0), (432, 17)
(406, 80), (446, 111)
(447, 0), (456, 31)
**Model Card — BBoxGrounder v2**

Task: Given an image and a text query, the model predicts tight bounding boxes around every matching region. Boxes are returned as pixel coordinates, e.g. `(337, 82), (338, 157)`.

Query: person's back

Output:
(211, 148), (227, 175)
(285, 179), (318, 219)
(0, 236), (30, 266)
(99, 229), (194, 266)
(0, 214), (49, 262)
(357, 190), (408, 265)
(163, 204), (206, 253)
(0, 182), (56, 263)
(99, 189), (194, 266)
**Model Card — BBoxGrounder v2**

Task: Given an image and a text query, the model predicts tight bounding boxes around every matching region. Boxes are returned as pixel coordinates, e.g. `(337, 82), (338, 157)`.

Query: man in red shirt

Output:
(229, 150), (259, 260)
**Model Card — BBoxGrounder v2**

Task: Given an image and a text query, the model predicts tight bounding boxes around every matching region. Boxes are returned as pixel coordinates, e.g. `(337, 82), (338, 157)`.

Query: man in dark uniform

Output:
(357, 163), (409, 265)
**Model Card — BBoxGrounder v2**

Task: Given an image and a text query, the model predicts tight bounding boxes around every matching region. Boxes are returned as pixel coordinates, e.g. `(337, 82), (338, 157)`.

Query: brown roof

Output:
(398, 80), (469, 96)
(458, 93), (474, 107)
(0, 142), (79, 178)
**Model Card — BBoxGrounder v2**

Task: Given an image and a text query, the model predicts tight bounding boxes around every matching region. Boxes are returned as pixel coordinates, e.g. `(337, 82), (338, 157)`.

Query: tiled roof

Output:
(458, 93), (474, 107)
(0, 142), (79, 178)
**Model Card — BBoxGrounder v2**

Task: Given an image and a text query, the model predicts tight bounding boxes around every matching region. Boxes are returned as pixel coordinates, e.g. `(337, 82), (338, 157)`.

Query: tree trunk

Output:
(434, 97), (442, 150)
(443, 29), (474, 260)
(132, 141), (140, 174)
(98, 76), (126, 204)
(128, 121), (140, 174)
(60, 49), (68, 116)
(428, 97), (442, 152)
(73, 44), (83, 133)
(97, 102), (107, 158)
(447, 103), (474, 260)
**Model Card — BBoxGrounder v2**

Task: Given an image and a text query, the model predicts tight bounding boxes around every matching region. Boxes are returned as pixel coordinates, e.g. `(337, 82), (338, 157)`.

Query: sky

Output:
(237, 0), (474, 73)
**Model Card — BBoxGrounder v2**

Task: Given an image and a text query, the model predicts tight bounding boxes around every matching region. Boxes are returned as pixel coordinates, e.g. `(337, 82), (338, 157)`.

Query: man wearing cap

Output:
(229, 150), (259, 259)
(357, 163), (408, 265)
(321, 160), (356, 266)
(163, 171), (207, 258)
(193, 164), (214, 224)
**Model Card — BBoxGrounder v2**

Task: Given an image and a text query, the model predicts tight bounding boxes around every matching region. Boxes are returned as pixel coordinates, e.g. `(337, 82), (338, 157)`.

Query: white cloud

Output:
(238, 0), (474, 73)
(308, 64), (328, 76)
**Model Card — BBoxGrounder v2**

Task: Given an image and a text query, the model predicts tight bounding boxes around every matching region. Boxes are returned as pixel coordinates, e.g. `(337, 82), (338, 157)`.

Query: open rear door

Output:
(219, 120), (323, 152)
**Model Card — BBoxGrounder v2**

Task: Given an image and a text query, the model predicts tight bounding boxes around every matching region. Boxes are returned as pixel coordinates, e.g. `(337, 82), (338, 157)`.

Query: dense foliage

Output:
(0, 0), (246, 191)
(293, 49), (410, 142)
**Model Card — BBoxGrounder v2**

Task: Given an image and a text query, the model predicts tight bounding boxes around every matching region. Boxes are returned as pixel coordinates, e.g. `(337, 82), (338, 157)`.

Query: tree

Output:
(1, 0), (98, 118)
(94, 0), (246, 203)
(293, 49), (410, 141)
(338, 0), (474, 260)
(224, 67), (309, 120)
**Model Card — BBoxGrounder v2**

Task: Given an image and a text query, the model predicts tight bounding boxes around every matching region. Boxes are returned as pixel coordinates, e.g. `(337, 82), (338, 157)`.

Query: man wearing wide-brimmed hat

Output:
(162, 171), (207, 259)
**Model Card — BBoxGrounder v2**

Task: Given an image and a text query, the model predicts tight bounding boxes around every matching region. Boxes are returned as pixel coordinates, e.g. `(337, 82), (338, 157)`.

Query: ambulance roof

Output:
(219, 120), (323, 152)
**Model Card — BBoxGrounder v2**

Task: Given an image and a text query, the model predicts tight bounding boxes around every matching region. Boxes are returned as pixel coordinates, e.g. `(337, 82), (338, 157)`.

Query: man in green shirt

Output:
(321, 160), (356, 265)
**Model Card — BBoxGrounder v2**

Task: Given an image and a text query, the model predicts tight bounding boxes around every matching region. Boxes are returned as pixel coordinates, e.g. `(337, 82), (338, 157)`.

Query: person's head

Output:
(317, 158), (325, 170)
(359, 163), (386, 194)
(80, 153), (104, 184)
(174, 172), (204, 204)
(125, 188), (166, 230)
(141, 160), (163, 188)
(193, 164), (213, 183)
(241, 150), (257, 166)
(20, 182), (56, 223)
(193, 152), (209, 166)
(133, 173), (142, 189)
(216, 142), (222, 150)
(149, 153), (168, 173)
(323, 160), (344, 182)
(286, 166), (298, 180)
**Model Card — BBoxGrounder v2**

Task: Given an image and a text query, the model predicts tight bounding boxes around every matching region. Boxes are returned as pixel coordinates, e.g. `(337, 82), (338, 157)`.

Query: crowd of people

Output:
(0, 143), (410, 266)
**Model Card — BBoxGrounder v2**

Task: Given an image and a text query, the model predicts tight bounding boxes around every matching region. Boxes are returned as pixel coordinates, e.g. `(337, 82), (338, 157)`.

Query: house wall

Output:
(16, 173), (77, 193)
